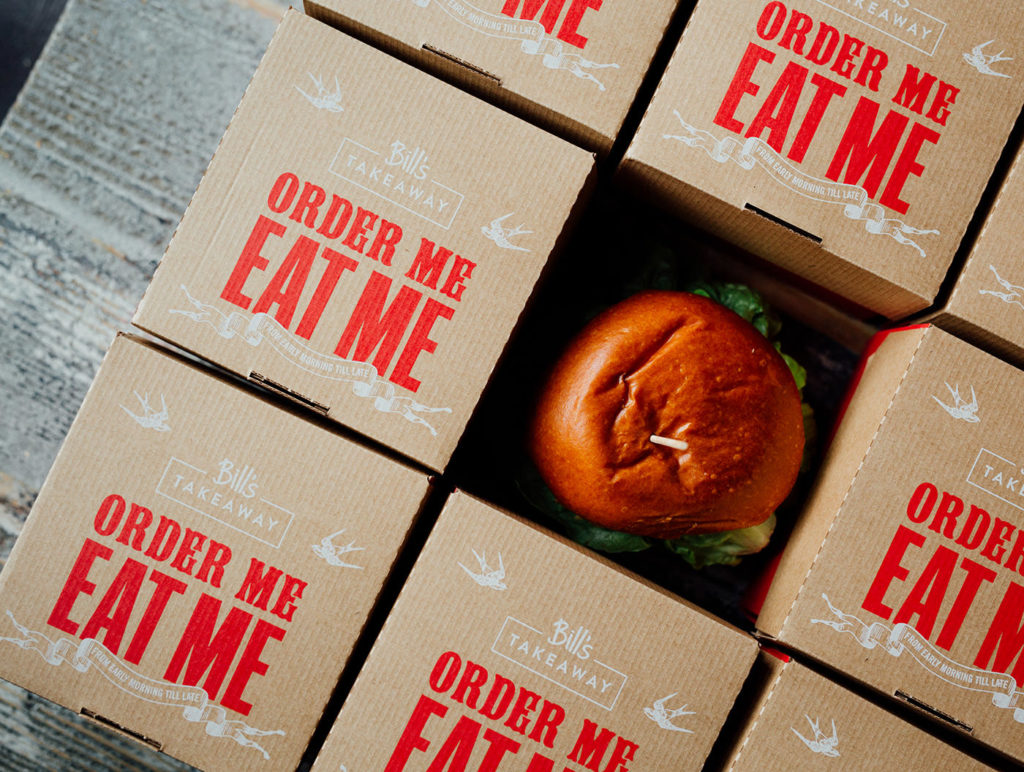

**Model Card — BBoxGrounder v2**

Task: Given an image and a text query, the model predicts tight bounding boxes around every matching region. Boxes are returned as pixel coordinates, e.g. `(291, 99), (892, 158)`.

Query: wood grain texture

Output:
(1, 0), (284, 250)
(0, 189), (147, 491)
(0, 0), (286, 768)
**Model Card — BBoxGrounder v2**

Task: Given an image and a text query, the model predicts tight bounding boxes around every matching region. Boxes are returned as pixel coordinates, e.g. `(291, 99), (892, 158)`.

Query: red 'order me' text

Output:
(220, 171), (478, 393)
(387, 651), (640, 772)
(861, 482), (1024, 684)
(45, 494), (308, 716)
(714, 1), (961, 215)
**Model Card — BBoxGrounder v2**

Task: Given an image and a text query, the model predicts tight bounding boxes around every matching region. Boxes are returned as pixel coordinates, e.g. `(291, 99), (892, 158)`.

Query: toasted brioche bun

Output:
(530, 291), (804, 538)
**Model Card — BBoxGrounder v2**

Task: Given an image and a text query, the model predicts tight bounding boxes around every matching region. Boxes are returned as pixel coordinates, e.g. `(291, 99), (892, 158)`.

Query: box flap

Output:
(770, 326), (1024, 761)
(758, 325), (929, 635)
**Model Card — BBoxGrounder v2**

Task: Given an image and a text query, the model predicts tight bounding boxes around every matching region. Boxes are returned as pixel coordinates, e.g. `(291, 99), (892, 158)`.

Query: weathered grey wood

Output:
(0, 0), (285, 493)
(0, 680), (195, 771)
(0, 473), (35, 572)
(0, 188), (148, 493)
(0, 0), (286, 768)
(1, 0), (284, 251)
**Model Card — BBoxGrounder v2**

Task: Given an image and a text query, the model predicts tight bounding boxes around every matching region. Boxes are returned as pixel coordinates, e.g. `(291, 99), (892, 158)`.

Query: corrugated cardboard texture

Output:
(759, 326), (928, 635)
(931, 142), (1024, 367)
(133, 10), (594, 472)
(760, 325), (1024, 761)
(0, 334), (431, 771)
(623, 0), (1024, 318)
(726, 658), (987, 770)
(311, 491), (757, 770)
(303, 0), (682, 153)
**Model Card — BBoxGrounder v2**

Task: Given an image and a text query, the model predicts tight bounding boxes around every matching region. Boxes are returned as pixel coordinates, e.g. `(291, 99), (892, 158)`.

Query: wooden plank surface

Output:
(0, 0), (285, 768)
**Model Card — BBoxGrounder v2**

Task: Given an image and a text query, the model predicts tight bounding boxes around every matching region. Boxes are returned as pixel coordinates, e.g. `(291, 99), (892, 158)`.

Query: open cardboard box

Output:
(621, 0), (1024, 319)
(757, 323), (1024, 764)
(303, 0), (685, 154)
(134, 9), (594, 473)
(0, 334), (432, 771)
(310, 491), (758, 770)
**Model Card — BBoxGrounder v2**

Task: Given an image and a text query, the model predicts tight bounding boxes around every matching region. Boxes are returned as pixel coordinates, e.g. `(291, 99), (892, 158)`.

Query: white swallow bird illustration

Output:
(482, 213), (532, 252)
(793, 715), (840, 757)
(932, 382), (980, 423)
(312, 529), (365, 570)
(459, 549), (507, 590)
(296, 72), (344, 111)
(643, 693), (695, 733)
(121, 391), (170, 432)
(964, 40), (1013, 78)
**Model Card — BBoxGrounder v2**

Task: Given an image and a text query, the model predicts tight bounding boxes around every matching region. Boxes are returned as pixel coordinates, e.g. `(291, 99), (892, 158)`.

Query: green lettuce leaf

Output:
(800, 402), (817, 473)
(664, 514), (776, 569)
(516, 465), (652, 553)
(517, 457), (778, 566)
(777, 346), (807, 393)
(687, 281), (782, 340)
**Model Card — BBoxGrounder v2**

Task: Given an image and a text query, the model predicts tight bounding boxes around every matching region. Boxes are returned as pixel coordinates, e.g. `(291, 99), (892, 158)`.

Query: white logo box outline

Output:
(328, 138), (465, 230)
(156, 457), (296, 549)
(491, 616), (628, 711)
(967, 447), (1024, 514)
(812, 0), (946, 57)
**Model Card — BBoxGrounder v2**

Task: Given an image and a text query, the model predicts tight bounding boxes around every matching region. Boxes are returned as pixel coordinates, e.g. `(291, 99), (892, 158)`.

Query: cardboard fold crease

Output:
(757, 324), (1024, 762)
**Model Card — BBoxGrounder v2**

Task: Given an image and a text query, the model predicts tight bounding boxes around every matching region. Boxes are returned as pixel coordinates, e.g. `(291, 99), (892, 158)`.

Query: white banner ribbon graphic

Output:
(403, 0), (619, 90)
(663, 112), (939, 257)
(1, 611), (284, 759)
(170, 286), (451, 436)
(811, 594), (1024, 723)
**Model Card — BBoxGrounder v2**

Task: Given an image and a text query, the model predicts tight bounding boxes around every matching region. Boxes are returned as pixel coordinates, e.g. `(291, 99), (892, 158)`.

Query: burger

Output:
(524, 284), (811, 568)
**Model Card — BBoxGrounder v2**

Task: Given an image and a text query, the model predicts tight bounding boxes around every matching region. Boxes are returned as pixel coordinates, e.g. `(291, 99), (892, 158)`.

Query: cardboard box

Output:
(927, 141), (1024, 367)
(724, 656), (989, 770)
(621, 0), (1024, 319)
(0, 334), (431, 771)
(133, 10), (594, 473)
(304, 0), (683, 154)
(758, 324), (1024, 762)
(310, 491), (758, 770)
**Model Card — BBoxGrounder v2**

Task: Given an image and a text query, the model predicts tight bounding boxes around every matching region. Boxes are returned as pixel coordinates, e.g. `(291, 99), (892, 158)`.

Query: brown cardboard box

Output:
(133, 10), (594, 473)
(622, 0), (1024, 319)
(724, 656), (988, 770)
(304, 0), (683, 154)
(927, 141), (1024, 367)
(310, 491), (758, 770)
(0, 334), (431, 771)
(758, 324), (1024, 762)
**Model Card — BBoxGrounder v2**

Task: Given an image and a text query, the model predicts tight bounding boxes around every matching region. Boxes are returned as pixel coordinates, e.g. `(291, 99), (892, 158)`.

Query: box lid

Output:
(311, 491), (758, 770)
(935, 142), (1024, 365)
(304, 0), (683, 153)
(726, 658), (988, 770)
(760, 324), (1024, 761)
(133, 10), (594, 472)
(623, 0), (1024, 318)
(0, 334), (431, 771)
